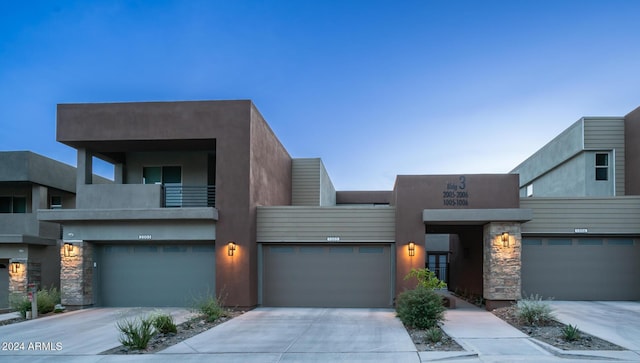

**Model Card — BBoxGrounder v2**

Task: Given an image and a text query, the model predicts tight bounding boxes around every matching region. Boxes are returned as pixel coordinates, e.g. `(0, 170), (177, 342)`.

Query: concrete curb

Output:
(529, 337), (640, 361)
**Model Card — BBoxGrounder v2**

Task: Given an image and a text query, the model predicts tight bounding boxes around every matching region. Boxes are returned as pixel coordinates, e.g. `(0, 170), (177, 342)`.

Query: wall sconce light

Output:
(227, 242), (236, 256)
(64, 243), (75, 257)
(501, 232), (510, 247)
(11, 261), (22, 273)
(408, 241), (415, 256)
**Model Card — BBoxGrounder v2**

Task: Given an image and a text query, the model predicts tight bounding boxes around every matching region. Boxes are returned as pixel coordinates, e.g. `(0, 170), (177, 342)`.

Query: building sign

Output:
(442, 175), (469, 207)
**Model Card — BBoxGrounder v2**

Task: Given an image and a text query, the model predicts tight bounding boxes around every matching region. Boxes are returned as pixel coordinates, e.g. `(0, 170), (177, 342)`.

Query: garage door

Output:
(262, 244), (392, 308)
(97, 244), (215, 307)
(522, 238), (640, 300)
(0, 261), (8, 309)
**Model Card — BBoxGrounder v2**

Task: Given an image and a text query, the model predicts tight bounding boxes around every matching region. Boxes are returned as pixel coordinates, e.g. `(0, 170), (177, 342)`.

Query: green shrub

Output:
(561, 324), (580, 341)
(425, 327), (443, 343)
(405, 268), (447, 290)
(396, 287), (445, 329)
(151, 313), (177, 334)
(193, 293), (227, 322)
(9, 287), (61, 318)
(116, 317), (155, 350)
(517, 294), (554, 326)
(9, 294), (31, 318)
(36, 287), (61, 315)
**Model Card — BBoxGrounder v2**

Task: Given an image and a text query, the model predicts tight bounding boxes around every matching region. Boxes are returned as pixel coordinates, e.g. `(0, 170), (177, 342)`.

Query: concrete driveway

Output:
(0, 307), (193, 356)
(160, 307), (418, 362)
(548, 301), (640, 353)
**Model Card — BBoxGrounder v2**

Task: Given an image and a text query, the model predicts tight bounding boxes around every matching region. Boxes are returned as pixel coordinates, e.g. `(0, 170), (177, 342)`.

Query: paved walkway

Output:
(420, 296), (640, 362)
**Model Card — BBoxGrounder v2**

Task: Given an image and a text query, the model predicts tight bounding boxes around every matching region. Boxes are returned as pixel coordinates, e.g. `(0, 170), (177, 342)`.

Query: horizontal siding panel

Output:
(521, 197), (640, 234)
(257, 206), (396, 242)
(292, 159), (321, 206)
(583, 118), (625, 195)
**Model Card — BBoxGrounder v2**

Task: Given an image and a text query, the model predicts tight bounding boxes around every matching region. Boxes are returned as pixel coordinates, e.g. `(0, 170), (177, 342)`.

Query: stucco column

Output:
(60, 241), (94, 306)
(483, 222), (522, 310)
(31, 185), (48, 212)
(76, 148), (93, 189)
(114, 162), (124, 184)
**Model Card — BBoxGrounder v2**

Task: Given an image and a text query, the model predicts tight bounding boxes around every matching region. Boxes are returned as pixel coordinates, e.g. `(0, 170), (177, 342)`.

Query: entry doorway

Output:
(425, 226), (484, 298)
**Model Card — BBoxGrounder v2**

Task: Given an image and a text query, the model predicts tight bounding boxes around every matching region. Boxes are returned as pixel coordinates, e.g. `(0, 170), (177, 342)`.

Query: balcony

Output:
(75, 184), (216, 209)
(163, 185), (216, 208)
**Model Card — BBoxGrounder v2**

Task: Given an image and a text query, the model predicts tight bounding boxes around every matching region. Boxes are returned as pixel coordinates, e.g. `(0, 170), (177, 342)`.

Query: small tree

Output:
(404, 268), (447, 290)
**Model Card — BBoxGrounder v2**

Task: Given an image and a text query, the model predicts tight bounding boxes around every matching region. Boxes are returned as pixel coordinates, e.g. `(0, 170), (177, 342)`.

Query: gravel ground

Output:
(491, 305), (624, 351)
(406, 326), (465, 351)
(100, 311), (244, 355)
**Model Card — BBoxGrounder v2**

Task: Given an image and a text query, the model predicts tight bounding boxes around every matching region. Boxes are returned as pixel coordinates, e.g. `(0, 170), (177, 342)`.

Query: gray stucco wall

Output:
(511, 120), (584, 187)
(519, 153), (586, 197)
(0, 152), (76, 193)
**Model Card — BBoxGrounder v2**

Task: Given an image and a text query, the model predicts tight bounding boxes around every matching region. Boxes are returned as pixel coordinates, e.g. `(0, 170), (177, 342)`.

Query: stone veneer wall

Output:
(483, 222), (522, 306)
(60, 242), (94, 306)
(8, 259), (28, 296)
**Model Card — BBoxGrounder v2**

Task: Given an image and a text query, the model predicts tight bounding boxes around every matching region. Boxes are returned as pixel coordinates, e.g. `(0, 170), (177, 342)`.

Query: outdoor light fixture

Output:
(408, 241), (415, 256)
(501, 232), (510, 247)
(64, 243), (74, 257)
(10, 261), (21, 273)
(227, 242), (236, 256)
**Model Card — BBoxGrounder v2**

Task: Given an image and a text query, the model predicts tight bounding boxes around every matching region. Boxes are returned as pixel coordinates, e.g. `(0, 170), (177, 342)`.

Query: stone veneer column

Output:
(483, 222), (522, 310)
(60, 241), (94, 306)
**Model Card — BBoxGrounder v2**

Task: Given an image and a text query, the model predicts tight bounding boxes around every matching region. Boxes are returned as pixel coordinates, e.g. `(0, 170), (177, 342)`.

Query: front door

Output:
(427, 253), (448, 283)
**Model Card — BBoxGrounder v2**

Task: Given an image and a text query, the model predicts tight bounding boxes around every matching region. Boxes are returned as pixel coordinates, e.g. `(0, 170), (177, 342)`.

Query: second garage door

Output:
(522, 237), (640, 300)
(97, 243), (215, 307)
(262, 244), (392, 308)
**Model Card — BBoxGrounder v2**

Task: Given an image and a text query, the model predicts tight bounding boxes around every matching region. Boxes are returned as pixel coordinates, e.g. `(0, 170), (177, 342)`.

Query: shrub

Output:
(425, 327), (443, 343)
(151, 313), (177, 334)
(193, 293), (227, 322)
(9, 287), (61, 318)
(9, 294), (31, 318)
(116, 317), (155, 350)
(517, 294), (554, 326)
(561, 324), (581, 341)
(405, 268), (447, 290)
(36, 287), (61, 315)
(396, 287), (445, 329)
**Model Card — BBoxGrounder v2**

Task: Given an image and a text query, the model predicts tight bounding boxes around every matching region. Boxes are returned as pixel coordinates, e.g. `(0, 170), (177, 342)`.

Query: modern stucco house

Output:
(38, 101), (640, 309)
(0, 151), (76, 309)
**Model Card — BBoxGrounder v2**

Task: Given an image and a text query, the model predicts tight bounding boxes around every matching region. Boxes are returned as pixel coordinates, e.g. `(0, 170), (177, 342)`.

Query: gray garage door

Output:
(97, 244), (215, 307)
(0, 261), (8, 309)
(522, 238), (640, 300)
(262, 244), (392, 308)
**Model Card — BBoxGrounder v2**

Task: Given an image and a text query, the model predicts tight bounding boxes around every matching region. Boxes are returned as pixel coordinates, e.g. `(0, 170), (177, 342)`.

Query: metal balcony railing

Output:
(162, 185), (216, 208)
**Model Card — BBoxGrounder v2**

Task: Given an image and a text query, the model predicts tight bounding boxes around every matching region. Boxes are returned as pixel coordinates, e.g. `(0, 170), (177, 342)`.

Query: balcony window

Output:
(0, 196), (27, 213)
(143, 166), (181, 185)
(50, 196), (62, 209)
(595, 153), (608, 181)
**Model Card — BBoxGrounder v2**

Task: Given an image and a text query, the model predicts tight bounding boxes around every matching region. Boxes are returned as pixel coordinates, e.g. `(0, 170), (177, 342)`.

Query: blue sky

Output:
(1, 1), (639, 190)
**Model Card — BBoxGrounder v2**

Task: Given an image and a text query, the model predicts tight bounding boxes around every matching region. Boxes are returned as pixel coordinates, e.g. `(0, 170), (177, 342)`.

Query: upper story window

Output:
(0, 196), (27, 213)
(143, 166), (182, 185)
(595, 153), (609, 181)
(526, 184), (534, 197)
(50, 196), (62, 209)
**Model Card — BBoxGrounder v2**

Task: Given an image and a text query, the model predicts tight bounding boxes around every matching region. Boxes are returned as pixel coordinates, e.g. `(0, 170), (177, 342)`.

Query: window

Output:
(50, 196), (62, 209)
(143, 166), (181, 184)
(595, 153), (608, 181)
(0, 196), (26, 213)
(526, 184), (533, 197)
